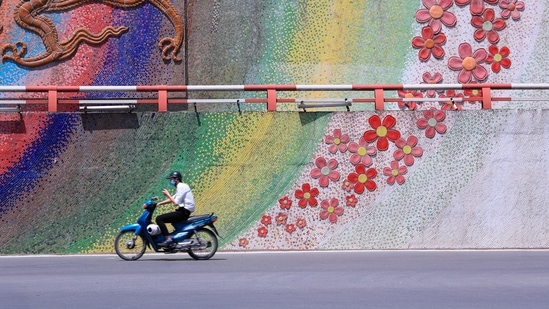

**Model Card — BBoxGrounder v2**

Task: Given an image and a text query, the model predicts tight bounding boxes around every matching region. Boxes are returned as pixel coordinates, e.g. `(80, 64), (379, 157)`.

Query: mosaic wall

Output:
(1, 0), (549, 254)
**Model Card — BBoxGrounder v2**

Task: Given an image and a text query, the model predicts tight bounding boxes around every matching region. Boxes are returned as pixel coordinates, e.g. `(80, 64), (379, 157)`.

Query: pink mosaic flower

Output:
(422, 71), (444, 97)
(310, 157), (340, 187)
(348, 136), (376, 166)
(456, 0), (499, 15)
(278, 196), (292, 210)
(471, 8), (506, 44)
(415, 0), (457, 33)
(320, 198), (344, 223)
(486, 45), (511, 73)
(500, 0), (525, 21)
(346, 194), (358, 207)
(397, 89), (423, 110)
(285, 223), (296, 234)
(394, 136), (423, 166)
(438, 89), (465, 110)
(448, 42), (488, 83)
(411, 26), (447, 61)
(276, 212), (288, 226)
(295, 183), (319, 208)
(325, 129), (350, 153)
(342, 180), (353, 192)
(417, 109), (447, 138)
(238, 238), (249, 247)
(261, 215), (272, 226)
(364, 114), (401, 151)
(258, 226), (268, 238)
(383, 161), (408, 185)
(347, 164), (377, 194)
(296, 218), (307, 229)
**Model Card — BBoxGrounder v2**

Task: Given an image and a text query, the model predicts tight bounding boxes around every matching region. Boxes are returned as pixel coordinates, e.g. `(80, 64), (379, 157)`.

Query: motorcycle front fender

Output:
(120, 223), (142, 234)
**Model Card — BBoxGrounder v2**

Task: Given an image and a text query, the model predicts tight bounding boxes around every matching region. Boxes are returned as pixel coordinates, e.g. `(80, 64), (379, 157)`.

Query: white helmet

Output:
(147, 224), (161, 236)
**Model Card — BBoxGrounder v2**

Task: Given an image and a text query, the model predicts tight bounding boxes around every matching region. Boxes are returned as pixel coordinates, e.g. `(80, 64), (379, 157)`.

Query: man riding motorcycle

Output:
(155, 171), (196, 247)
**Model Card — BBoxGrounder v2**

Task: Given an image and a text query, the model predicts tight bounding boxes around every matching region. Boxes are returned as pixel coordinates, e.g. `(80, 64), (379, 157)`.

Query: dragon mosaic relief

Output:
(0, 0), (183, 67)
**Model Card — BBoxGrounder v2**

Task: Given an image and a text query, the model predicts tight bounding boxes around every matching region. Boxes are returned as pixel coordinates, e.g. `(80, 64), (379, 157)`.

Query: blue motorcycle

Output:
(114, 197), (220, 261)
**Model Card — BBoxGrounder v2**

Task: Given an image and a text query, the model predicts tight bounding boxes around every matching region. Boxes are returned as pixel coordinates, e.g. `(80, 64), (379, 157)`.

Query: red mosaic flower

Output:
(412, 26), (447, 61)
(278, 196), (292, 210)
(348, 136), (376, 166)
(417, 109), (447, 138)
(383, 161), (408, 185)
(394, 136), (423, 166)
(415, 0), (457, 33)
(261, 215), (272, 226)
(296, 218), (307, 229)
(397, 89), (423, 110)
(364, 114), (400, 151)
(422, 71), (444, 97)
(347, 164), (377, 194)
(285, 224), (296, 234)
(310, 157), (340, 187)
(471, 8), (506, 44)
(438, 89), (465, 110)
(325, 129), (350, 153)
(320, 198), (344, 223)
(500, 0), (525, 21)
(276, 212), (288, 226)
(463, 82), (483, 104)
(239, 238), (249, 247)
(448, 42), (488, 83)
(257, 226), (268, 238)
(295, 183), (319, 208)
(346, 194), (358, 207)
(486, 45), (511, 73)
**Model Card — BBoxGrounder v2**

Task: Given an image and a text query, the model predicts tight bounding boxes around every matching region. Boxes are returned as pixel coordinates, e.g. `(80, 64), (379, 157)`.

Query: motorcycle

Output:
(114, 196), (220, 261)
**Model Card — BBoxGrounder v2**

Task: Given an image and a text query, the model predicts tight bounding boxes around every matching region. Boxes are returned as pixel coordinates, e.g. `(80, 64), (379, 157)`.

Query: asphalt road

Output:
(1, 250), (549, 309)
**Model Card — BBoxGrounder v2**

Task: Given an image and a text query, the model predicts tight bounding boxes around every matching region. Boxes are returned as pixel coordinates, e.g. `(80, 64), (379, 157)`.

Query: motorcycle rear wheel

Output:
(187, 228), (218, 260)
(115, 231), (147, 261)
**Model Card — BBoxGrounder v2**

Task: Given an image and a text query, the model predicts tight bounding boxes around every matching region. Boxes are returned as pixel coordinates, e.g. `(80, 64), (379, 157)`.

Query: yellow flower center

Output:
(403, 145), (412, 155)
(304, 192), (310, 199)
(494, 53), (502, 62)
(424, 38), (435, 49)
(334, 138), (341, 145)
(462, 56), (477, 71)
(392, 169), (399, 176)
(357, 147), (367, 156)
(327, 206), (335, 213)
(358, 174), (367, 183)
(429, 5), (444, 19)
(376, 126), (388, 137)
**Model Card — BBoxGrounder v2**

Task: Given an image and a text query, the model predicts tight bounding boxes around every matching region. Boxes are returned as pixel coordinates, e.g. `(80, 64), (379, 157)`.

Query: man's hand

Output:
(162, 189), (171, 197)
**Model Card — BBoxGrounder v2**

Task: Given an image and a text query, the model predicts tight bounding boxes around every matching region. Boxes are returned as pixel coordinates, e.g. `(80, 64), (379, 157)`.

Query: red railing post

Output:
(482, 86), (492, 109)
(158, 89), (168, 112)
(48, 89), (58, 112)
(374, 88), (384, 110)
(267, 88), (277, 111)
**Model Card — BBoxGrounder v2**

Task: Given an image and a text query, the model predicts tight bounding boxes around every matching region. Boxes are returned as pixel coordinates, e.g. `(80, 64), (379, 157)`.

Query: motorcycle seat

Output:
(186, 213), (213, 224)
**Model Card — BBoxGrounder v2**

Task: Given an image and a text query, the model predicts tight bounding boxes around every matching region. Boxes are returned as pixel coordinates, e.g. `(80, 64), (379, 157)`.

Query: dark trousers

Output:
(156, 207), (191, 236)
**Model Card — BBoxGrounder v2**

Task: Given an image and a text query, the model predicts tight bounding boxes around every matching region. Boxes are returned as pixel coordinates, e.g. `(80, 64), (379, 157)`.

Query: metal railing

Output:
(0, 83), (548, 112)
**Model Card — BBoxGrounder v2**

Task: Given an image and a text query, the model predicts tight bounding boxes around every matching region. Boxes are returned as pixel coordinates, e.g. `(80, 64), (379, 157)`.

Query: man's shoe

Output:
(158, 239), (174, 247)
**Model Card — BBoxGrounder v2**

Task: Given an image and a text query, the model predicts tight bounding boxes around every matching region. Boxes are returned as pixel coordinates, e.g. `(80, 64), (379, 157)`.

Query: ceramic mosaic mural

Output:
(1, 0), (549, 254)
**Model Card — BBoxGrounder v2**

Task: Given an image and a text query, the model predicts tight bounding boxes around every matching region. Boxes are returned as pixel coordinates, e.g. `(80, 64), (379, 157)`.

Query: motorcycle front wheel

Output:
(187, 228), (218, 260)
(115, 231), (147, 261)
